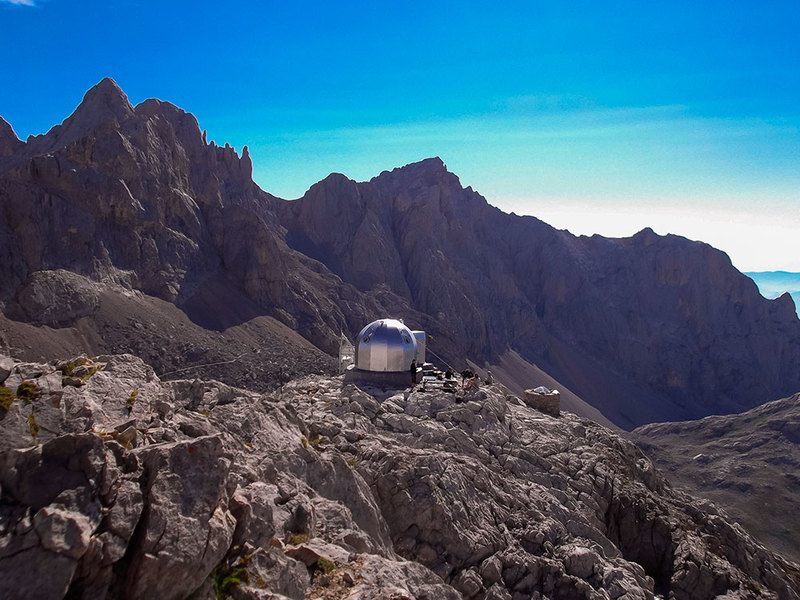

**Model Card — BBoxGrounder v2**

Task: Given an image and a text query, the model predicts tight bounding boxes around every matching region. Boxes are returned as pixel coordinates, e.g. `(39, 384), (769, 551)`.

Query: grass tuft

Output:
(288, 532), (309, 545)
(0, 387), (14, 412)
(211, 552), (251, 600)
(16, 381), (40, 403)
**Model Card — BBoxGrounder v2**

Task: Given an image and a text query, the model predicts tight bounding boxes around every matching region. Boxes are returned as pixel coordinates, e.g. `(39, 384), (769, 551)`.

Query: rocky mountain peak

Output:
(372, 156), (461, 191)
(0, 117), (24, 159)
(75, 77), (134, 124)
(133, 97), (206, 160)
(403, 155), (447, 175)
(316, 170), (357, 189)
(631, 226), (657, 242)
(27, 77), (135, 155)
(774, 291), (798, 317)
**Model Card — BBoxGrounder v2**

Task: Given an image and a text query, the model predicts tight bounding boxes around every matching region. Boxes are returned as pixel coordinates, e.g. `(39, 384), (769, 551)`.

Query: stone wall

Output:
(523, 388), (560, 416)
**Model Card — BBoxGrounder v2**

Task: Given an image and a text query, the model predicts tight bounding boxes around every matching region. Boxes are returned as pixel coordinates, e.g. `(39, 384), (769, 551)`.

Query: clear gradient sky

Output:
(2, 0), (798, 271)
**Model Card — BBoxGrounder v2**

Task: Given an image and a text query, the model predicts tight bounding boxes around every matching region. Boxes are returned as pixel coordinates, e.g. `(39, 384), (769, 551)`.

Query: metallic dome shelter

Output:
(356, 319), (417, 372)
(345, 318), (426, 387)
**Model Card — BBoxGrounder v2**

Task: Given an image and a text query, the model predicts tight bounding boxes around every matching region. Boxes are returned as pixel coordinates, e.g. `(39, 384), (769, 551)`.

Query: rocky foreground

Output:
(0, 354), (798, 600)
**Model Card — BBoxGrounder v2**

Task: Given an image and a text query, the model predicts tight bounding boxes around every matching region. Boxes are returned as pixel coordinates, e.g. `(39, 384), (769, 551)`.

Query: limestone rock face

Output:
(0, 353), (797, 599)
(11, 269), (100, 327)
(117, 435), (235, 600)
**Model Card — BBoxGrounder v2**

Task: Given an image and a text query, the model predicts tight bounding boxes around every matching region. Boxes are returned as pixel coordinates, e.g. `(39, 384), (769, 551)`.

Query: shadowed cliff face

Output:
(1, 79), (799, 429)
(278, 159), (800, 429)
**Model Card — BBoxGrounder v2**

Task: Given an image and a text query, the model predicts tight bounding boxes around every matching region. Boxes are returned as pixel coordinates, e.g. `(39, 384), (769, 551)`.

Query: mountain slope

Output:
(0, 282), (337, 389)
(632, 392), (800, 564)
(277, 158), (800, 428)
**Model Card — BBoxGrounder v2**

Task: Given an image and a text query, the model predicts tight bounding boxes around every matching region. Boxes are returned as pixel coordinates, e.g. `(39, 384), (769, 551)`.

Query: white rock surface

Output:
(0, 353), (797, 600)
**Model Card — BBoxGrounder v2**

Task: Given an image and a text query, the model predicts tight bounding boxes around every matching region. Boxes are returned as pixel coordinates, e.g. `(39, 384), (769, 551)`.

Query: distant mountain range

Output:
(747, 271), (800, 316)
(1, 78), (800, 430)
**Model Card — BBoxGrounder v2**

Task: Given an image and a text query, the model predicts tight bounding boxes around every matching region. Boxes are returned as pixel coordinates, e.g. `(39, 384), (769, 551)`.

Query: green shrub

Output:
(0, 387), (14, 411)
(288, 532), (309, 545)
(315, 556), (335, 575)
(126, 389), (139, 411)
(212, 553), (251, 600)
(78, 365), (99, 382)
(16, 381), (40, 403)
(60, 357), (91, 377)
(27, 412), (40, 445)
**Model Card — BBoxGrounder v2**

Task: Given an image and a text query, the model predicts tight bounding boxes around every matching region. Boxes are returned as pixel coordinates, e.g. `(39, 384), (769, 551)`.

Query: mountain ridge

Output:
(277, 157), (800, 428)
(1, 78), (799, 430)
(747, 271), (800, 317)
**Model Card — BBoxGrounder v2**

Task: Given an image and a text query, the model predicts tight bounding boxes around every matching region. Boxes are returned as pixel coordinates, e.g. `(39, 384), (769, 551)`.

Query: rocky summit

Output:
(1, 79), (800, 429)
(1, 353), (798, 600)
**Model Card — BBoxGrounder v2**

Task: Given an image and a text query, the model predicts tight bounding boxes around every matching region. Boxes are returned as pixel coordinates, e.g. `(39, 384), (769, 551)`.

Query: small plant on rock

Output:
(16, 381), (40, 403)
(288, 532), (309, 546)
(314, 557), (336, 577)
(126, 389), (139, 413)
(77, 365), (99, 382)
(60, 357), (89, 376)
(60, 358), (102, 388)
(27, 411), (40, 445)
(0, 387), (15, 412)
(211, 551), (251, 600)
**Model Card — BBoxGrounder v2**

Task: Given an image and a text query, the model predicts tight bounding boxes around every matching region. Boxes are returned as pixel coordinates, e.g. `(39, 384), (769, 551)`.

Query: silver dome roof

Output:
(355, 319), (418, 372)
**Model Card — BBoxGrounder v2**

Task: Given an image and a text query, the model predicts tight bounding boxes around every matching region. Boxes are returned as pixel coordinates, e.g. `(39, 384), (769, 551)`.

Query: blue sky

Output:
(1, 0), (799, 271)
